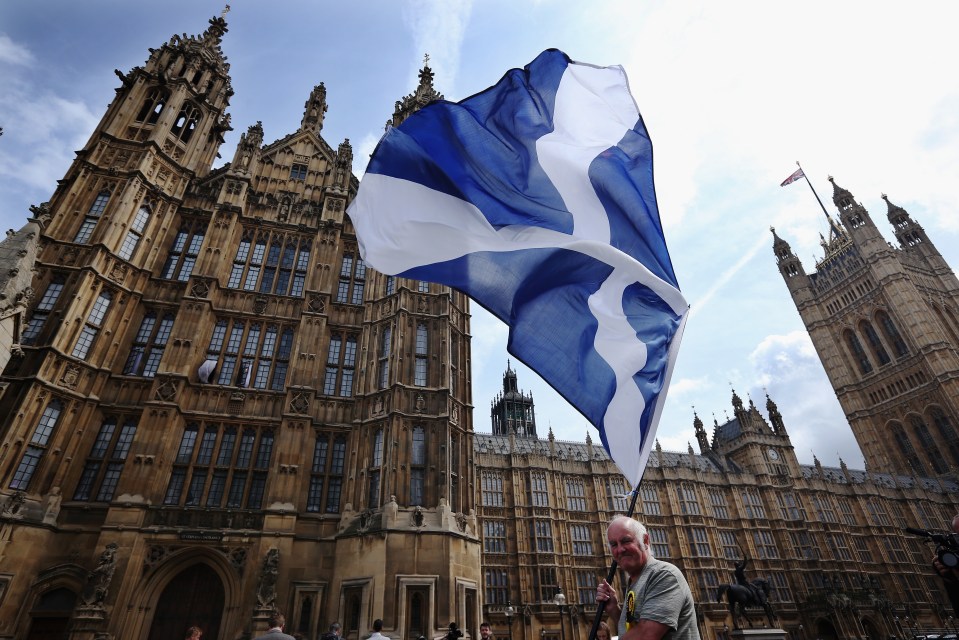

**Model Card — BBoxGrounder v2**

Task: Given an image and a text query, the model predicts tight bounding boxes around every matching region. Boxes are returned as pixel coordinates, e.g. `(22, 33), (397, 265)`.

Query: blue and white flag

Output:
(349, 49), (688, 485)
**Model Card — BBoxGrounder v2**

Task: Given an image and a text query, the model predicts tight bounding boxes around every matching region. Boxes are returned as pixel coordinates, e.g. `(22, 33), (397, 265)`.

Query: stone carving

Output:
(307, 294), (325, 313)
(411, 507), (425, 528)
(256, 548), (279, 608)
(59, 364), (81, 390)
(415, 394), (426, 413)
(253, 297), (268, 315)
(190, 279), (210, 298)
(43, 487), (62, 524)
(81, 543), (119, 606)
(155, 379), (178, 402)
(1, 491), (25, 516)
(290, 393), (310, 414)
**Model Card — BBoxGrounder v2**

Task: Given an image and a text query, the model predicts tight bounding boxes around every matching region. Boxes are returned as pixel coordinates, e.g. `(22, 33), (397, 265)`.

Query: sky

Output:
(3, 1), (959, 471)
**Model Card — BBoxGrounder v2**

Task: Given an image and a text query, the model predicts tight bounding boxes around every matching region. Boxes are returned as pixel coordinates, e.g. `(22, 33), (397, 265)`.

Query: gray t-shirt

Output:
(618, 557), (700, 640)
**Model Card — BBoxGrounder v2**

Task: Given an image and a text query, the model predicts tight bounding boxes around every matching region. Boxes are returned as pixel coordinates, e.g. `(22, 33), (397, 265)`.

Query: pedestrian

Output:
(184, 627), (202, 640)
(594, 622), (611, 640)
(322, 623), (343, 640)
(369, 619), (388, 640)
(254, 612), (297, 640)
(479, 622), (493, 640)
(596, 515), (700, 640)
(932, 514), (959, 616)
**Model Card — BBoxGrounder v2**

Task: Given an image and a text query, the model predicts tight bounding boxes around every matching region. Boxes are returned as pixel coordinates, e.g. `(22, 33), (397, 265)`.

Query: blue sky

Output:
(3, 1), (959, 469)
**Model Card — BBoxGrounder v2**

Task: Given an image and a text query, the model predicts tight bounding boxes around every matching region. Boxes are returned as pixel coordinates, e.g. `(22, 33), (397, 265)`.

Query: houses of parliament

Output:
(0, 12), (958, 640)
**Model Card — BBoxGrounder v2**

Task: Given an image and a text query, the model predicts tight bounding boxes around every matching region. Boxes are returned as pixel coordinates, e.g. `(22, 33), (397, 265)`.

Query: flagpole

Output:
(795, 161), (831, 219)
(587, 487), (641, 640)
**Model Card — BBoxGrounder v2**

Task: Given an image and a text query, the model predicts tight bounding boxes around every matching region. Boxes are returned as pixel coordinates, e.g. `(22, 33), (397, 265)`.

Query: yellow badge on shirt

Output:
(624, 590), (636, 631)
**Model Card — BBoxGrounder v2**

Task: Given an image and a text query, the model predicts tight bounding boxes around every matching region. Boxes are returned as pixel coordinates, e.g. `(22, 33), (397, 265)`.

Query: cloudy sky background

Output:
(3, 1), (959, 470)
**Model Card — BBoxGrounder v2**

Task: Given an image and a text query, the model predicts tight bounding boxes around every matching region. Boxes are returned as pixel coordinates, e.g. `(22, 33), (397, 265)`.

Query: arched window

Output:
(876, 310), (908, 357)
(11, 400), (64, 490)
(910, 414), (946, 473)
(118, 205), (151, 260)
(72, 290), (113, 360)
(891, 421), (925, 475)
(859, 320), (890, 366)
(378, 325), (391, 389)
(410, 426), (425, 506)
(74, 190), (111, 243)
(844, 329), (872, 375)
(368, 428), (383, 508)
(135, 88), (168, 124)
(170, 102), (201, 143)
(930, 407), (959, 467)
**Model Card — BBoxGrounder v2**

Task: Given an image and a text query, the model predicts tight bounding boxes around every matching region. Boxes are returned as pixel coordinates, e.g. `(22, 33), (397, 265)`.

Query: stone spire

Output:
(391, 54), (445, 128)
(300, 83), (328, 135)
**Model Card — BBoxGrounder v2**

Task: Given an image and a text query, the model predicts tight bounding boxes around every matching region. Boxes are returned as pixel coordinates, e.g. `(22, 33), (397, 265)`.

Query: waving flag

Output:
(780, 167), (805, 187)
(349, 49), (688, 485)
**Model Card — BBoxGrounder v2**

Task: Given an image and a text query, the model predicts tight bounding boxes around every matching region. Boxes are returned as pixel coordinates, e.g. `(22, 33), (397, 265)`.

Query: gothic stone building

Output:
(476, 374), (959, 640)
(2, 10), (959, 640)
(0, 14), (477, 640)
(772, 181), (959, 476)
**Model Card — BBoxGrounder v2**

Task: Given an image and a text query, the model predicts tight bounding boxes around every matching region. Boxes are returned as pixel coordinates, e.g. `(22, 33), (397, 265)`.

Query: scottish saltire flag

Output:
(349, 49), (688, 485)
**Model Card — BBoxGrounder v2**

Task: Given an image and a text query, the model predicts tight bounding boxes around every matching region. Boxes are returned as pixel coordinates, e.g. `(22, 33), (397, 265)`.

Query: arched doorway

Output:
(815, 618), (839, 640)
(148, 563), (225, 640)
(25, 587), (77, 640)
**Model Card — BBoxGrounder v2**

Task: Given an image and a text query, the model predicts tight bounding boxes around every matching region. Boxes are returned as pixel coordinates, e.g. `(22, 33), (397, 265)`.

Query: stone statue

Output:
(716, 553), (776, 629)
(43, 487), (62, 524)
(256, 548), (279, 608)
(81, 543), (119, 606)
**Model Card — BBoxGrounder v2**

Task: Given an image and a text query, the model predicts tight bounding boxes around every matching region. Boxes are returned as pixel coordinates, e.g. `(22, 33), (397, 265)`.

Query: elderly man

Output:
(596, 515), (700, 640)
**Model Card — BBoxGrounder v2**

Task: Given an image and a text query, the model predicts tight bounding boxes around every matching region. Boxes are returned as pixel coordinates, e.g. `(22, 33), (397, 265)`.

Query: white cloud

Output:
(401, 0), (473, 97)
(0, 34), (34, 66)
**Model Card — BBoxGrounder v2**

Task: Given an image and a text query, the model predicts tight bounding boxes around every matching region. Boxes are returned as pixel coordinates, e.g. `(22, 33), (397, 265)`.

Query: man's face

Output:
(480, 625), (492, 639)
(607, 520), (649, 579)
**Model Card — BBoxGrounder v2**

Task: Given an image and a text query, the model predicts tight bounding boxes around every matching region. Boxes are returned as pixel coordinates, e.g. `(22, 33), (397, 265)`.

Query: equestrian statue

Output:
(716, 553), (776, 629)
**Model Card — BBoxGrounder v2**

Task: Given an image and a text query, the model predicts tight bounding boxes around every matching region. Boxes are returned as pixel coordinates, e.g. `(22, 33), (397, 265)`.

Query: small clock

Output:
(767, 448), (780, 461)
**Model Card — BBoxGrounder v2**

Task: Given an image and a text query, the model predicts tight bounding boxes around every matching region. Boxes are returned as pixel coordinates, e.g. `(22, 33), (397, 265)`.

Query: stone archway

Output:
(24, 587), (77, 640)
(815, 618), (839, 640)
(147, 563), (225, 640)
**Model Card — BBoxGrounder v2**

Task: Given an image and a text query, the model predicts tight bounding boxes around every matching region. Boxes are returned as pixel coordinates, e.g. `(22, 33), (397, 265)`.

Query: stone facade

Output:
(772, 181), (959, 476)
(0, 14), (476, 640)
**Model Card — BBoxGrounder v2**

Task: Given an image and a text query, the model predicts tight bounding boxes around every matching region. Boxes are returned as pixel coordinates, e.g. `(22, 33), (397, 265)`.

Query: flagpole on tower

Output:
(782, 161), (830, 219)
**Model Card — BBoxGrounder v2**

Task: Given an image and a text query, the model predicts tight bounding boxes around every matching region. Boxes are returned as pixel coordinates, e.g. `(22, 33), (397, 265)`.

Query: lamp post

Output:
(505, 602), (515, 640)
(553, 589), (567, 640)
(798, 624), (804, 640)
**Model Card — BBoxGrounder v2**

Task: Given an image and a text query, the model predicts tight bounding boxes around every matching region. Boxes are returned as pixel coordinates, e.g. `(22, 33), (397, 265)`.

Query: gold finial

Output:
(221, 4), (231, 18)
(423, 53), (430, 67)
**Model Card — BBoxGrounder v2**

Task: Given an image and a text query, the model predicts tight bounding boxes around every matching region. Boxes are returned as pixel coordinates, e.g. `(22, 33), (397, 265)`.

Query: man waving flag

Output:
(349, 49), (688, 485)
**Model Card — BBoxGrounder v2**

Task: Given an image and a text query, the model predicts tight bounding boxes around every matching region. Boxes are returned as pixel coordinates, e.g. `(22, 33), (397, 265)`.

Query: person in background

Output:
(932, 514), (959, 616)
(480, 622), (494, 640)
(369, 619), (388, 640)
(254, 612), (296, 640)
(184, 626), (202, 640)
(596, 515), (700, 640)
(594, 621), (612, 640)
(322, 623), (343, 640)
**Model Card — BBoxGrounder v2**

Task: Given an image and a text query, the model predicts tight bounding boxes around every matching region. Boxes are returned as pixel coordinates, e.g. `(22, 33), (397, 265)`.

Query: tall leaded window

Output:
(688, 527), (711, 557)
(482, 471), (504, 507)
(307, 434), (346, 513)
(641, 485), (661, 515)
(571, 524), (593, 555)
(368, 428), (383, 508)
(866, 499), (892, 526)
(335, 253), (366, 304)
(118, 205), (151, 260)
(576, 571), (595, 605)
(163, 423), (274, 509)
(124, 312), (175, 377)
(414, 323), (428, 386)
(709, 489), (730, 519)
(326, 435), (346, 513)
(741, 488), (766, 519)
(566, 477), (587, 511)
(777, 492), (804, 520)
(484, 520), (507, 553)
(206, 319), (294, 390)
(72, 291), (112, 360)
(912, 414), (946, 473)
(74, 190), (110, 243)
(931, 408), (959, 467)
(161, 223), (205, 281)
(677, 483), (701, 515)
(811, 494), (837, 523)
(171, 102), (201, 143)
(605, 477), (628, 512)
(752, 530), (779, 559)
(484, 569), (508, 605)
(845, 329), (873, 374)
(648, 527), (670, 558)
(228, 231), (311, 297)
(323, 333), (357, 396)
(527, 471), (549, 507)
(719, 530), (739, 560)
(410, 425), (425, 506)
(860, 320), (890, 366)
(135, 88), (167, 124)
(417, 281), (429, 293)
(790, 531), (818, 560)
(290, 163), (308, 180)
(385, 276), (395, 295)
(891, 422), (926, 475)
(22, 276), (65, 344)
(73, 418), (137, 501)
(378, 325), (391, 389)
(877, 310), (909, 357)
(531, 520), (554, 552)
(10, 400), (64, 490)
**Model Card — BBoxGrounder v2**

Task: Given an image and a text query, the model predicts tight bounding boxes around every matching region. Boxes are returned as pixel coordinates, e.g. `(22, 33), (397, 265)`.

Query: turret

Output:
(770, 227), (811, 300)
(765, 392), (787, 435)
(830, 176), (886, 255)
(391, 55), (444, 128)
(694, 411), (710, 453)
(301, 83), (328, 136)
